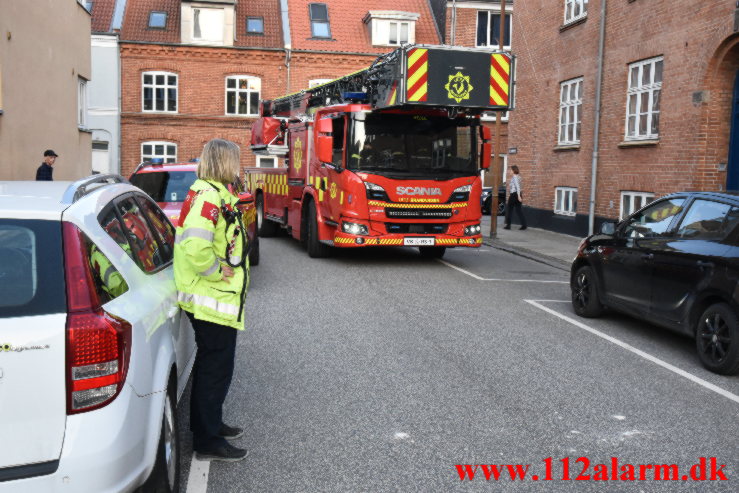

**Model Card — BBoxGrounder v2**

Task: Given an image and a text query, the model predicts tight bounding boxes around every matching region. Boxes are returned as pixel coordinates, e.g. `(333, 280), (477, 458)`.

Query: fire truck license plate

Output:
(404, 237), (435, 246)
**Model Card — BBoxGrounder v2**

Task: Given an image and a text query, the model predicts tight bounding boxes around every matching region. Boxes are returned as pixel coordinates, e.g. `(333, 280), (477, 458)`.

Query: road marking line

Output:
(438, 260), (568, 283)
(526, 300), (739, 405)
(186, 457), (210, 493)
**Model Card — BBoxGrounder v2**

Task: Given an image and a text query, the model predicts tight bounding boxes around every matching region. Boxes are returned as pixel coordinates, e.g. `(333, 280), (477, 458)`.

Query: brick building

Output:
(508, 1), (739, 236)
(100, 0), (442, 177)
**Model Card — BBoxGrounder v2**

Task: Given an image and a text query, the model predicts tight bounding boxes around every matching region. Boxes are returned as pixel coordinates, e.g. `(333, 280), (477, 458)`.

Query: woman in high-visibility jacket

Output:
(174, 138), (249, 462)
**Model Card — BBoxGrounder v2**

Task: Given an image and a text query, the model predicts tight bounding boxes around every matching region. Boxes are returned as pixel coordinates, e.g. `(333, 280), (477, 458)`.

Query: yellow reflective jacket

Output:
(174, 179), (249, 330)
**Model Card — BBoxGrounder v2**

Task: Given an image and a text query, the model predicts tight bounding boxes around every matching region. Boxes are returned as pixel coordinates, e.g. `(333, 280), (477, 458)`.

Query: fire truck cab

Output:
(247, 44), (513, 258)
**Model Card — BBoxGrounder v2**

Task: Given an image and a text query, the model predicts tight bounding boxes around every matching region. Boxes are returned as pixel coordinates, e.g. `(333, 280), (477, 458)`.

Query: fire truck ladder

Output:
(266, 48), (402, 117)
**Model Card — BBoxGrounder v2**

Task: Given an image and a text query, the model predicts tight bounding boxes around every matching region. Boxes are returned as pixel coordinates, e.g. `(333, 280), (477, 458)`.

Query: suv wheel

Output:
(571, 265), (604, 318)
(695, 303), (739, 375)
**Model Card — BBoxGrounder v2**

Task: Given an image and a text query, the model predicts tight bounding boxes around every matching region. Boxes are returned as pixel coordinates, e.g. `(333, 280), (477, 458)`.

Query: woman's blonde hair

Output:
(197, 139), (241, 184)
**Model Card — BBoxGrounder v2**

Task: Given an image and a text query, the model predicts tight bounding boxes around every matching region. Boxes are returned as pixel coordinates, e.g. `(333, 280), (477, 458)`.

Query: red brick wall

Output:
(120, 44), (288, 176)
(119, 44), (386, 177)
(509, 0), (738, 233)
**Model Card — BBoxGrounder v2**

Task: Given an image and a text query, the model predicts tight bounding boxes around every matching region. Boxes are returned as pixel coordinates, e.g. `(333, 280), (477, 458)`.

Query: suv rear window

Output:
(130, 170), (196, 203)
(0, 219), (65, 317)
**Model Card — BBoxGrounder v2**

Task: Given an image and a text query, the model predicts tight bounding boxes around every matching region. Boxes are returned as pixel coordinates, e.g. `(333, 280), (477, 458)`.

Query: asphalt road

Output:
(180, 237), (739, 492)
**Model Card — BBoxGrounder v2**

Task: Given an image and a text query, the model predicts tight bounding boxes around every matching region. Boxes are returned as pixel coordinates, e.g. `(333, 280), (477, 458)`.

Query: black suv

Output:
(571, 192), (739, 375)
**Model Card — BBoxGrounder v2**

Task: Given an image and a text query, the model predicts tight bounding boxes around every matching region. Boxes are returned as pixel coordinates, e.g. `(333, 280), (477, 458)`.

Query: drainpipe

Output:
(450, 0), (457, 45)
(589, 0), (607, 235)
(280, 0), (292, 93)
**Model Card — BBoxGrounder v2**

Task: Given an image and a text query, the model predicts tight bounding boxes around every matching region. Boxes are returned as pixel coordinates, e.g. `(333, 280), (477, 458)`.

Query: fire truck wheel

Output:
(307, 201), (331, 258)
(418, 246), (446, 259)
(256, 194), (278, 237)
(249, 235), (260, 266)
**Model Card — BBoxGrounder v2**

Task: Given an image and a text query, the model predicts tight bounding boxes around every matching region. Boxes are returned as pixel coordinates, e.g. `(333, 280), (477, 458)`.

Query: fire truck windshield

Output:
(347, 113), (477, 178)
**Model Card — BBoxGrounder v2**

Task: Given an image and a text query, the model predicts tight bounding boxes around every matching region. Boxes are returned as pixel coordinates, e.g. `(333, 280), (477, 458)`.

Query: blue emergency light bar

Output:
(343, 92), (368, 102)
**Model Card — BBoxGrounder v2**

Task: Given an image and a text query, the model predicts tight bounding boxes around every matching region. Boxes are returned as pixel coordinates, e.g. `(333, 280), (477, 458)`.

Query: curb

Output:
(482, 238), (572, 272)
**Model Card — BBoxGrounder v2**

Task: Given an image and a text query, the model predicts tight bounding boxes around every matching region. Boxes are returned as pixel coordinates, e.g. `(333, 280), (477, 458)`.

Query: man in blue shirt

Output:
(36, 150), (58, 181)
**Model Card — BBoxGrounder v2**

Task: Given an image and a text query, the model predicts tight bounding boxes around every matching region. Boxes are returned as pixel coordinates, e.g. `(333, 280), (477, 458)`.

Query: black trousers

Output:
(186, 311), (237, 451)
(505, 192), (527, 228)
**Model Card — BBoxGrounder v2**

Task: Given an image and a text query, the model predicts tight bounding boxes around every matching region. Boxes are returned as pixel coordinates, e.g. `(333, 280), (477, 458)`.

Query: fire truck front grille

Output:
(385, 223), (449, 234)
(385, 208), (453, 219)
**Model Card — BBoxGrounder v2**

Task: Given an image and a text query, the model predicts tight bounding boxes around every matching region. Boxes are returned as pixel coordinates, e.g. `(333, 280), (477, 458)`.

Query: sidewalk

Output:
(479, 214), (585, 271)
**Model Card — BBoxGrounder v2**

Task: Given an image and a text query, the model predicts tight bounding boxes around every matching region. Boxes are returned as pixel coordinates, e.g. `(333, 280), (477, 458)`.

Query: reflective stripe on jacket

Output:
(174, 179), (249, 330)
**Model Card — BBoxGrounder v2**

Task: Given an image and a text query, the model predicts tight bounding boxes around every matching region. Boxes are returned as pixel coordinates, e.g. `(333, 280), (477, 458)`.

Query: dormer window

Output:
(309, 3), (331, 38)
(181, 0), (236, 47)
(363, 11), (419, 47)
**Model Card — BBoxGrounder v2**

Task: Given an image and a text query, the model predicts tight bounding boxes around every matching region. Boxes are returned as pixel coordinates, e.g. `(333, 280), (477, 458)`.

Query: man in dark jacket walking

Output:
(36, 150), (58, 181)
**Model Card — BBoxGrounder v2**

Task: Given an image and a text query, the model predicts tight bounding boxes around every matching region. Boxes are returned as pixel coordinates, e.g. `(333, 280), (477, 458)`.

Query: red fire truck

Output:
(246, 44), (513, 258)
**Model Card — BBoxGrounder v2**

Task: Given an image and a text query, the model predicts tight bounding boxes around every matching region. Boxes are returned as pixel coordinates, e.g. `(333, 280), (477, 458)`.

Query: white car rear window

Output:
(0, 220), (65, 316)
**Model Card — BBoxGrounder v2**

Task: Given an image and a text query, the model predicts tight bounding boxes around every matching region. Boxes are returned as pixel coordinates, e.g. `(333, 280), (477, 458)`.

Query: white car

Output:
(0, 175), (195, 492)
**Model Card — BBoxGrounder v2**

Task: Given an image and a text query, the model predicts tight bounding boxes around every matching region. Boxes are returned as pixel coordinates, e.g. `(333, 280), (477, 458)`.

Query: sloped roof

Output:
(90, 0), (117, 33)
(120, 0), (181, 43)
(235, 0), (283, 48)
(288, 0), (440, 53)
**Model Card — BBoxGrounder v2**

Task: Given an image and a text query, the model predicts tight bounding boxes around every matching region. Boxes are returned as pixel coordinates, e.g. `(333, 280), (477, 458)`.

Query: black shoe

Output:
(503, 225), (511, 230)
(219, 423), (244, 440)
(195, 442), (248, 462)
(519, 226), (527, 230)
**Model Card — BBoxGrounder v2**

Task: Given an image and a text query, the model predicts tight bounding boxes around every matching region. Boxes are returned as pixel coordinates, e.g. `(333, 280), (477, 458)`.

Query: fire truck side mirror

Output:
(480, 125), (492, 170)
(316, 118), (334, 165)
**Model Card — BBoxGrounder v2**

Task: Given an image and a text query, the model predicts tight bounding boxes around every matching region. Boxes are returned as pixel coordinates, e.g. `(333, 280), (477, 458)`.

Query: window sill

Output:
(554, 144), (580, 152)
(246, 32), (264, 36)
(554, 212), (577, 218)
(560, 16), (587, 32)
(308, 37), (336, 41)
(618, 139), (659, 148)
(78, 126), (93, 133)
(142, 110), (179, 115)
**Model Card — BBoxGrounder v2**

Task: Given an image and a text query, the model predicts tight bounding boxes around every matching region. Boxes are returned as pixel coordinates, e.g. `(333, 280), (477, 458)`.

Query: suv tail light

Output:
(63, 222), (131, 414)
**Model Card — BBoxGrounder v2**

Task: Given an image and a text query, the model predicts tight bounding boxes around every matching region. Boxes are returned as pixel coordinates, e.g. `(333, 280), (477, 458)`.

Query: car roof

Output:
(664, 191), (739, 202)
(133, 162), (197, 175)
(0, 181), (73, 218)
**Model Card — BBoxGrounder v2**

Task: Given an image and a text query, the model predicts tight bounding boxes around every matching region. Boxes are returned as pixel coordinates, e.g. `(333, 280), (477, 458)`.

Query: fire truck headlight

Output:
(364, 182), (389, 201)
(343, 222), (368, 235)
(451, 184), (472, 202)
(464, 224), (482, 235)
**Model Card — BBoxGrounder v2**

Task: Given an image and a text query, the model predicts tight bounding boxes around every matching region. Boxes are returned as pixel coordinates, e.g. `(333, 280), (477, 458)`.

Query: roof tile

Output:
(90, 0), (117, 33)
(288, 0), (440, 53)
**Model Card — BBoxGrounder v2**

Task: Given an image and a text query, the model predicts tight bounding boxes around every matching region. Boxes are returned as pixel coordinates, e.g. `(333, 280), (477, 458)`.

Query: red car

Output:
(129, 161), (259, 265)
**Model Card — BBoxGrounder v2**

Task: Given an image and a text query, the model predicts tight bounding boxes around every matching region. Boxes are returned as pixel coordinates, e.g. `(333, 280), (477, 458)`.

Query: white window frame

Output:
(554, 187), (578, 216)
(388, 21), (410, 46)
(625, 56), (663, 141)
(476, 10), (512, 50)
(192, 7), (225, 44)
(309, 78), (333, 88)
(564, 0), (588, 25)
(142, 71), (178, 113)
(78, 77), (88, 128)
(225, 76), (261, 116)
(256, 156), (277, 168)
(620, 191), (655, 219)
(559, 77), (583, 145)
(141, 141), (177, 164)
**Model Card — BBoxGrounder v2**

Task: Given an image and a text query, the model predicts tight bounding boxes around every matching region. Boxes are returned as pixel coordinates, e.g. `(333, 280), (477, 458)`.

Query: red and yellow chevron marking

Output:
(490, 54), (511, 107)
(367, 200), (467, 209)
(407, 48), (429, 102)
(387, 81), (398, 106)
(334, 237), (354, 244)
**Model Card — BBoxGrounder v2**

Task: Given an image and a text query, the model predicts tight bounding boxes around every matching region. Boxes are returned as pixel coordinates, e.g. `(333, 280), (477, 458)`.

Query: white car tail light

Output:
(63, 222), (131, 414)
